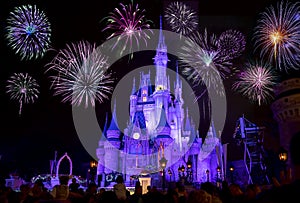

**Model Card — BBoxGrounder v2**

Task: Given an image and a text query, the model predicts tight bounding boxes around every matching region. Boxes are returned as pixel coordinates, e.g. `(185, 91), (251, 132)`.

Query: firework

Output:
(253, 0), (300, 72)
(6, 73), (40, 115)
(101, 1), (153, 58)
(6, 4), (51, 60)
(232, 61), (278, 106)
(179, 29), (238, 97)
(46, 41), (114, 108)
(164, 1), (198, 36)
(218, 29), (246, 59)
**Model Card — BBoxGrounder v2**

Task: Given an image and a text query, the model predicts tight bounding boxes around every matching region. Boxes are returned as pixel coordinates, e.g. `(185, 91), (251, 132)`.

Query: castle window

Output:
(142, 90), (147, 94)
(143, 97), (147, 102)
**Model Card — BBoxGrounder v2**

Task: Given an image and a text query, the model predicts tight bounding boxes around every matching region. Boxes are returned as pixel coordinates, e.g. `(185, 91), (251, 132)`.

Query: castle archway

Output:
(56, 153), (73, 177)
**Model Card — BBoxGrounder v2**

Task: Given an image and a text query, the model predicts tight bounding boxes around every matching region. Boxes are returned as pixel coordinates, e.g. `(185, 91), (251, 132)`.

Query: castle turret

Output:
(104, 102), (121, 173)
(130, 78), (137, 118)
(153, 16), (170, 122)
(155, 106), (172, 168)
(96, 113), (108, 186)
(154, 16), (168, 91)
(271, 78), (300, 168)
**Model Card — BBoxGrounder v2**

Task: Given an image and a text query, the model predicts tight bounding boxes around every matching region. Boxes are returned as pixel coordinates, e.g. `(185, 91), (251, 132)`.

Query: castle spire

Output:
(107, 100), (119, 131)
(176, 61), (180, 87)
(131, 77), (136, 95)
(157, 15), (166, 51)
(154, 15), (168, 91)
(100, 112), (108, 141)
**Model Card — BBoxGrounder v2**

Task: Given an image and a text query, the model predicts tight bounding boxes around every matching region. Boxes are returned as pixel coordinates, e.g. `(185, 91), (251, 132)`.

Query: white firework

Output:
(165, 1), (198, 36)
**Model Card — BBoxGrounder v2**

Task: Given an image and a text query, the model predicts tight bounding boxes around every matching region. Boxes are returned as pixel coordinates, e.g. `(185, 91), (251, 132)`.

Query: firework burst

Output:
(164, 1), (198, 36)
(101, 1), (153, 58)
(46, 41), (114, 108)
(6, 73), (40, 115)
(253, 0), (300, 72)
(232, 61), (278, 106)
(179, 29), (239, 97)
(6, 4), (51, 60)
(218, 29), (246, 59)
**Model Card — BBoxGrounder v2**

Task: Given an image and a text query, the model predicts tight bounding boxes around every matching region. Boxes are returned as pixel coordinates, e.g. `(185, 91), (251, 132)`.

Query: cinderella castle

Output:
(96, 18), (225, 187)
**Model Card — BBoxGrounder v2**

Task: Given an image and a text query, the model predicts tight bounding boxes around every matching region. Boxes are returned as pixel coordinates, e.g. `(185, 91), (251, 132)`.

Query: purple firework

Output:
(6, 72), (40, 115)
(6, 4), (51, 60)
(253, 0), (300, 72)
(45, 40), (114, 108)
(101, 1), (153, 58)
(218, 29), (246, 59)
(164, 1), (198, 36)
(232, 61), (278, 106)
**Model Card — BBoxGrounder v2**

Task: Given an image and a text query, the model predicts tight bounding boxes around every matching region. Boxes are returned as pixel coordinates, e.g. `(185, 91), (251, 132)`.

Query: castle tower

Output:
(155, 106), (173, 168)
(96, 113), (107, 175)
(153, 16), (170, 127)
(271, 78), (300, 168)
(130, 78), (137, 118)
(154, 16), (168, 91)
(104, 102), (121, 173)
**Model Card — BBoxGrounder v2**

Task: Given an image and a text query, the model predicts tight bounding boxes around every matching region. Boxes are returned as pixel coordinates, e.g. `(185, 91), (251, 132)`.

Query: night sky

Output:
(0, 0), (298, 179)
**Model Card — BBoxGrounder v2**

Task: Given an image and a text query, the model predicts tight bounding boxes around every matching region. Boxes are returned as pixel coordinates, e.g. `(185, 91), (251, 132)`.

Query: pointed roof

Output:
(188, 120), (198, 145)
(156, 106), (170, 130)
(131, 77), (136, 95)
(210, 119), (218, 138)
(132, 111), (147, 130)
(185, 109), (192, 131)
(176, 61), (180, 87)
(156, 15), (167, 52)
(107, 101), (119, 131)
(100, 112), (108, 141)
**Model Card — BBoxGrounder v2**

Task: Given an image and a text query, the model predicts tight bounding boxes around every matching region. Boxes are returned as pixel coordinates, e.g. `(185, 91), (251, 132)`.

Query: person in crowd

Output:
(113, 175), (127, 202)
(187, 189), (212, 203)
(129, 185), (144, 203)
(201, 181), (223, 203)
(83, 182), (98, 203)
(219, 180), (232, 203)
(29, 179), (52, 201)
(255, 131), (300, 203)
(16, 184), (31, 203)
(243, 183), (261, 203)
(50, 175), (70, 201)
(69, 178), (80, 193)
(228, 183), (244, 203)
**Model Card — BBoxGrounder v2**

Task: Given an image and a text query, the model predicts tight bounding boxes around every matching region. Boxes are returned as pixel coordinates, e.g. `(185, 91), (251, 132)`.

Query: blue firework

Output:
(6, 4), (52, 60)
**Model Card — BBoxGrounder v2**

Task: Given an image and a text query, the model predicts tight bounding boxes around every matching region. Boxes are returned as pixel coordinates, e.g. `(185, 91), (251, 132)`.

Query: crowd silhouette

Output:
(1, 131), (300, 203)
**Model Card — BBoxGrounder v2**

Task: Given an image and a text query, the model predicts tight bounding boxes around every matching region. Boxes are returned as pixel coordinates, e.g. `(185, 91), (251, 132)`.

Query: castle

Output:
(96, 19), (224, 187)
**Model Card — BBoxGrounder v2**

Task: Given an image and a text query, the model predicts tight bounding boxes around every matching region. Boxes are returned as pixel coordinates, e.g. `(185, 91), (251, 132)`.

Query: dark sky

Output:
(0, 0), (297, 177)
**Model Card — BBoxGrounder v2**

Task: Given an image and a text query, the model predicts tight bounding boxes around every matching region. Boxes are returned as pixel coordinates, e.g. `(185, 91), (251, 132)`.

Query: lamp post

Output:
(90, 160), (97, 184)
(159, 156), (167, 191)
(278, 147), (288, 174)
(206, 169), (210, 182)
(216, 166), (221, 187)
(168, 169), (172, 182)
(229, 165), (234, 183)
(187, 159), (192, 184)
